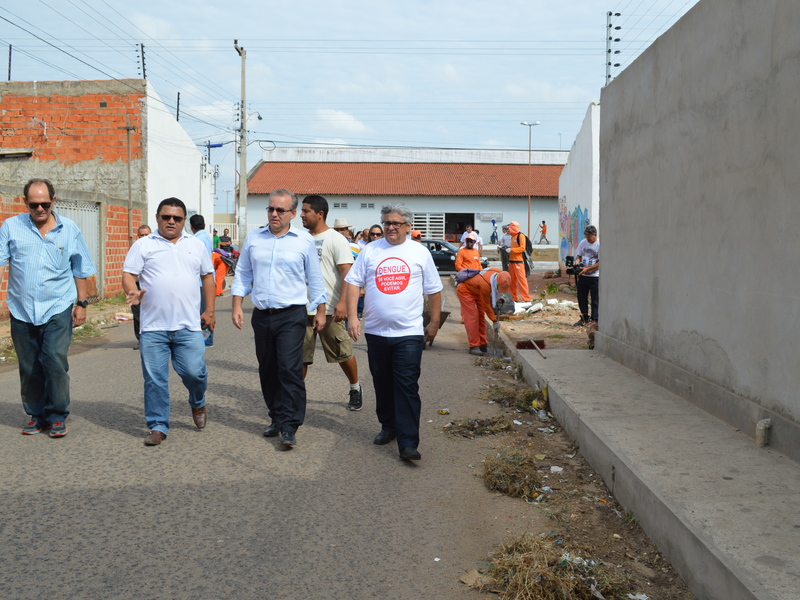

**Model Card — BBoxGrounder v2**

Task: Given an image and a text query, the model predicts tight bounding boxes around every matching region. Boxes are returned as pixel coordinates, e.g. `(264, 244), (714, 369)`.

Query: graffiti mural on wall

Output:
(558, 196), (590, 262)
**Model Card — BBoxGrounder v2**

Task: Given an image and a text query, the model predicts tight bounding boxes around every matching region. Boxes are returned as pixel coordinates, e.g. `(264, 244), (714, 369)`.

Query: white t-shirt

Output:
(309, 227), (354, 315)
(345, 237), (443, 337)
(460, 230), (474, 244)
(123, 232), (214, 332)
(576, 238), (600, 277)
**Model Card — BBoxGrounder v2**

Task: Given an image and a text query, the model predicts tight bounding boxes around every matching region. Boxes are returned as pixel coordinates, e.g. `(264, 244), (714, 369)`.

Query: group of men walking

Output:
(2, 180), (441, 463)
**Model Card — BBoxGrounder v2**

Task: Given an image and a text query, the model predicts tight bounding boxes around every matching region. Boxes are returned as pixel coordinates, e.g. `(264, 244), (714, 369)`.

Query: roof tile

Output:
(249, 162), (562, 197)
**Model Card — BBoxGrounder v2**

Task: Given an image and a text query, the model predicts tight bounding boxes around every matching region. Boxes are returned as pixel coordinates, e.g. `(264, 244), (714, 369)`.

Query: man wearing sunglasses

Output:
(231, 189), (327, 449)
(0, 178), (96, 438)
(344, 204), (443, 462)
(123, 198), (216, 446)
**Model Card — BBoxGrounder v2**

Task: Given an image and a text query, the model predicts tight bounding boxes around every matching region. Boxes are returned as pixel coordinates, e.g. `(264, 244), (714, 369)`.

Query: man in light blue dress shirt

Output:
(0, 178), (96, 438)
(190, 214), (215, 347)
(231, 189), (327, 449)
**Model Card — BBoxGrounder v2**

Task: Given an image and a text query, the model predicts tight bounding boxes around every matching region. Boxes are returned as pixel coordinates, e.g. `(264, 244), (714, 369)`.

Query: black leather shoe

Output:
(281, 431), (296, 448)
(399, 447), (422, 461)
(263, 423), (280, 437)
(373, 429), (396, 445)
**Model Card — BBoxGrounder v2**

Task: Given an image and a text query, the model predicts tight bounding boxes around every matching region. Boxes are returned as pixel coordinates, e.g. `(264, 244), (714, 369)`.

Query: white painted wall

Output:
(557, 103), (599, 261)
(245, 193), (557, 240)
(260, 147), (568, 165)
(144, 83), (214, 229)
(599, 0), (800, 441)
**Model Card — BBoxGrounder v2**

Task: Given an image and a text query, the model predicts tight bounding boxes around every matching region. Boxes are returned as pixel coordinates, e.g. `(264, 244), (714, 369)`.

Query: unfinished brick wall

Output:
(0, 85), (145, 164)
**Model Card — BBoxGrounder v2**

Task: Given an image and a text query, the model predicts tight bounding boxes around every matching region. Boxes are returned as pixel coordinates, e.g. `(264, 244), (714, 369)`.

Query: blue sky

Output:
(1, 0), (700, 211)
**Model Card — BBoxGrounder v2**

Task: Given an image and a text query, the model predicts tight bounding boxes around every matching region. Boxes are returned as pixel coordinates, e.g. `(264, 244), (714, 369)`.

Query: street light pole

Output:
(520, 121), (540, 239)
(234, 40), (247, 242)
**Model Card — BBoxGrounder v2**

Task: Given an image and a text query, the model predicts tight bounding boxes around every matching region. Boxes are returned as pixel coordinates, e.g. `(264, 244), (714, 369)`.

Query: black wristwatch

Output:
(75, 300), (89, 308)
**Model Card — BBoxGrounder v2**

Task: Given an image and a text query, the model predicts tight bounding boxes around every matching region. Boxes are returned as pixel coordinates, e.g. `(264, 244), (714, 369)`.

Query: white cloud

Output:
(433, 64), (464, 85)
(315, 109), (374, 135)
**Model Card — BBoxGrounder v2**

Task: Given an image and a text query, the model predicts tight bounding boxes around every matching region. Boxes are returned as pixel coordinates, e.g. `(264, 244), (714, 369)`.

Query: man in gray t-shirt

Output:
(574, 225), (599, 326)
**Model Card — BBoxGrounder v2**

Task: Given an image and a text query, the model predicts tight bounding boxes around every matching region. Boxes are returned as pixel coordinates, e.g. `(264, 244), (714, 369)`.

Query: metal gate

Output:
(412, 212), (445, 238)
(55, 200), (101, 297)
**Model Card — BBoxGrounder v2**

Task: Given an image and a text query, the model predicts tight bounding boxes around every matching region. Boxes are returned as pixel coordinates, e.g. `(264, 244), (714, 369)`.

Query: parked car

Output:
(420, 238), (489, 272)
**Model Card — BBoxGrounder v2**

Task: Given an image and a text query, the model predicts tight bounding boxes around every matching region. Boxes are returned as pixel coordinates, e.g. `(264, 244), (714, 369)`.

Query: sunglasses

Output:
(382, 221), (406, 229)
(267, 206), (292, 214)
(369, 232), (383, 237)
(158, 214), (185, 223)
(28, 202), (52, 210)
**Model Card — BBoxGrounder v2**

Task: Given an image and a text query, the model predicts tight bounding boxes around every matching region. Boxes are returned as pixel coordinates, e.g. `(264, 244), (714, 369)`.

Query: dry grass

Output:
(481, 443), (543, 499)
(486, 386), (549, 414)
(487, 534), (630, 600)
(444, 414), (511, 438)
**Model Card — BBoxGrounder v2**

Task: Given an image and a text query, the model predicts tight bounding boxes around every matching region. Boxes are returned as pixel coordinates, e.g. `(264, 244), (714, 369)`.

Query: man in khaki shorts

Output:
(300, 195), (363, 410)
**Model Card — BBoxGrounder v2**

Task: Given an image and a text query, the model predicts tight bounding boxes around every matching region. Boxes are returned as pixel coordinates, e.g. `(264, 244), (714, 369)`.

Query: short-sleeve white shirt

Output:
(123, 232), (214, 332)
(345, 237), (443, 337)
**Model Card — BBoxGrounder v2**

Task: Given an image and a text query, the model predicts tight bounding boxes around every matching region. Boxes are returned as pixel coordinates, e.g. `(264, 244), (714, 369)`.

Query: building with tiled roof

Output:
(243, 148), (566, 242)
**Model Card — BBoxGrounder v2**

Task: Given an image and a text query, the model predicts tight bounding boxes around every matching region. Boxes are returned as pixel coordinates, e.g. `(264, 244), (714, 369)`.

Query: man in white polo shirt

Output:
(344, 204), (443, 462)
(123, 197), (216, 446)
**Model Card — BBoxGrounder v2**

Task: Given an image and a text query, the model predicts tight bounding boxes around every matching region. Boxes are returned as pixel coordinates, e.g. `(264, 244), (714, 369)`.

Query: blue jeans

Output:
(10, 306), (73, 424)
(139, 329), (208, 434)
(366, 334), (425, 451)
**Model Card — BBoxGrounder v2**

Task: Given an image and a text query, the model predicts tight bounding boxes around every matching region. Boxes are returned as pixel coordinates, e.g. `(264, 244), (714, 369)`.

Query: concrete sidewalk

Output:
(515, 349), (799, 600)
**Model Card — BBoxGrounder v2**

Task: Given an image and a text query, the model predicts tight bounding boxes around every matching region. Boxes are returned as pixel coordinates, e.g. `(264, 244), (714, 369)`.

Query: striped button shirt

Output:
(0, 212), (96, 326)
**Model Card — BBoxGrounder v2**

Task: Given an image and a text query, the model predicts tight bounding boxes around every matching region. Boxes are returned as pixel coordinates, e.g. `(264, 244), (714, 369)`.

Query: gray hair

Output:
(269, 188), (298, 210)
(380, 203), (413, 225)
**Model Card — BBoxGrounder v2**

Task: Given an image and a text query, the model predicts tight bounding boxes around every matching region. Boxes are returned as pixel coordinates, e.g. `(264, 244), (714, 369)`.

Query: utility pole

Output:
(234, 39), (247, 241)
(118, 119), (136, 246)
(176, 92), (180, 121)
(7, 44), (11, 80)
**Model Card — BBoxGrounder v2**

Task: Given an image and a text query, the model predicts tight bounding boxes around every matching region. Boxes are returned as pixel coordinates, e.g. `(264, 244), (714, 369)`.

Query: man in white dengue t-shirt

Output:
(344, 204), (443, 462)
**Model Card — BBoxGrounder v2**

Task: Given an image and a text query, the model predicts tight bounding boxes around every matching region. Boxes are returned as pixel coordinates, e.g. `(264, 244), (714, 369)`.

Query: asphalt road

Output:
(0, 283), (543, 600)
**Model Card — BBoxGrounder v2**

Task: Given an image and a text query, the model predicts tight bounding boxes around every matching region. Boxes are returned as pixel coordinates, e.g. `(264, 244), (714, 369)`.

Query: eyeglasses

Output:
(267, 206), (293, 214)
(158, 214), (185, 223)
(382, 221), (407, 229)
(369, 232), (383, 237)
(27, 202), (52, 210)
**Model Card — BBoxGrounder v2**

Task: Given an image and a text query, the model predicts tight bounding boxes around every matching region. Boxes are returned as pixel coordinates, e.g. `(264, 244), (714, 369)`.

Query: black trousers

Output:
(251, 304), (307, 434)
(577, 275), (599, 323)
(366, 333), (424, 451)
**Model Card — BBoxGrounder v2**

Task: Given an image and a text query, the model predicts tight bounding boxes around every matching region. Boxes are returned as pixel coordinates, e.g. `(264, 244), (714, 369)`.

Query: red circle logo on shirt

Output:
(375, 257), (411, 294)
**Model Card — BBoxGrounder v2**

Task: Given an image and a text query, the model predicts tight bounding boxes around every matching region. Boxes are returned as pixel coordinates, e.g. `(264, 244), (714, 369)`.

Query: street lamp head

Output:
(521, 121), (541, 127)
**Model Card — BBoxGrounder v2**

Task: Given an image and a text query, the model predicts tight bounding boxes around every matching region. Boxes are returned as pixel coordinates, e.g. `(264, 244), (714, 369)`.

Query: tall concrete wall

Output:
(598, 0), (800, 459)
(558, 104), (599, 262)
(143, 83), (214, 230)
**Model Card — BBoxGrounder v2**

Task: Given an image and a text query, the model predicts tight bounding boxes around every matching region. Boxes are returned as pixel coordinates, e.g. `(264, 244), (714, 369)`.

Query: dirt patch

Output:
(499, 271), (592, 350)
(461, 361), (697, 600)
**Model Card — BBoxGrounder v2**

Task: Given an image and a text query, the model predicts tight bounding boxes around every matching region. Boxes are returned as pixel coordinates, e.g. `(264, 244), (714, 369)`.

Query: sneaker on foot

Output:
(22, 420), (50, 435)
(48, 422), (68, 438)
(468, 346), (483, 356)
(347, 386), (363, 411)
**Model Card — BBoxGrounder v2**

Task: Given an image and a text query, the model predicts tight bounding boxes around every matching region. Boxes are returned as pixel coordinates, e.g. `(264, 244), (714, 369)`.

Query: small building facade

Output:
(245, 148), (566, 242)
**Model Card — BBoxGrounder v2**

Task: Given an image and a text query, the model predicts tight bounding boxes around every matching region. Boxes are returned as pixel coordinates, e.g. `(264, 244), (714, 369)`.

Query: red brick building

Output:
(0, 79), (214, 313)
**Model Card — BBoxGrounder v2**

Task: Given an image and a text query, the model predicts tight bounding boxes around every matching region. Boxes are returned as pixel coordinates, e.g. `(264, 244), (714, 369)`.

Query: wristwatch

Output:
(75, 300), (89, 308)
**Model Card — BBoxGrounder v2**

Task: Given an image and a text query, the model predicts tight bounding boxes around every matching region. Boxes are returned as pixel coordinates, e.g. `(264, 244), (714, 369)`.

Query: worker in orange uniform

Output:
(212, 253), (229, 296)
(506, 221), (531, 301)
(457, 267), (512, 355)
(455, 234), (482, 271)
